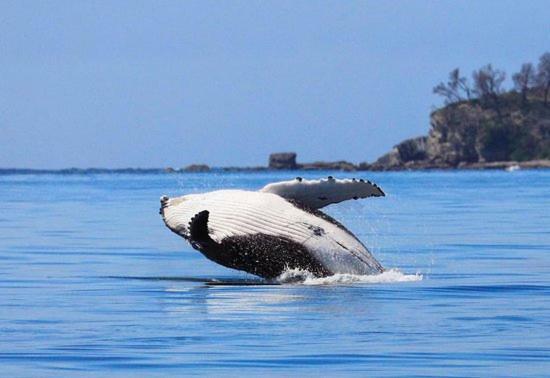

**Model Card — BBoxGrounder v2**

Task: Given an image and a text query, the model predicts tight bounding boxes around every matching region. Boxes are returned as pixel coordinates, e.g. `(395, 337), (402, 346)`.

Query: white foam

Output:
(274, 268), (423, 286)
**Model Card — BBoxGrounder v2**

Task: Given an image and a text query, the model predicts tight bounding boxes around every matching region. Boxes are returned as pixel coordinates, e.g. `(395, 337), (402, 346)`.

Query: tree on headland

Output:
(537, 52), (550, 106)
(433, 51), (550, 108)
(433, 68), (471, 104)
(472, 64), (506, 114)
(512, 63), (536, 106)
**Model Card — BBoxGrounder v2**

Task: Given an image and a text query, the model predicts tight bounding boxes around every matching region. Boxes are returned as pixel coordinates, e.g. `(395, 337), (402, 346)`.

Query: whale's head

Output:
(160, 194), (203, 240)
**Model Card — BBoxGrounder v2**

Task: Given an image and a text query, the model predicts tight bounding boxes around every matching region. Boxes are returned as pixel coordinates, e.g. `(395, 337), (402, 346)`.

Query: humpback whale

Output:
(160, 177), (385, 279)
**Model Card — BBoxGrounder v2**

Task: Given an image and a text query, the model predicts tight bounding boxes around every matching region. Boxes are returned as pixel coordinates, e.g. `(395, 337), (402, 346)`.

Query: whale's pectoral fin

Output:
(188, 210), (225, 263)
(259, 177), (385, 209)
(189, 210), (215, 244)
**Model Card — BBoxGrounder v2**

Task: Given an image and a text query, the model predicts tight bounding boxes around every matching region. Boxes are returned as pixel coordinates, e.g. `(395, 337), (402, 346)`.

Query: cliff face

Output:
(429, 98), (550, 164)
(372, 94), (550, 169)
(372, 137), (429, 169)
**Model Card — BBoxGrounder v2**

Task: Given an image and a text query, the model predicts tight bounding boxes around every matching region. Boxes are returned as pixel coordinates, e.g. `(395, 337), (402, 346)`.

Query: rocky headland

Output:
(365, 94), (550, 171)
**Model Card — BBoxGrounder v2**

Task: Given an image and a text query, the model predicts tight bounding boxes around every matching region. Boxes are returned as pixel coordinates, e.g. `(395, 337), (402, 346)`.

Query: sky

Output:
(1, 0), (549, 169)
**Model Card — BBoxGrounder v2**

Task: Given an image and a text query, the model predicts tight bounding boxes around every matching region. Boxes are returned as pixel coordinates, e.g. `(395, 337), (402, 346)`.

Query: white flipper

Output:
(259, 177), (384, 209)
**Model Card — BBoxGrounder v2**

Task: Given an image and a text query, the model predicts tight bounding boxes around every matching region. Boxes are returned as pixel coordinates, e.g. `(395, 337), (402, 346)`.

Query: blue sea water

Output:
(1, 170), (549, 377)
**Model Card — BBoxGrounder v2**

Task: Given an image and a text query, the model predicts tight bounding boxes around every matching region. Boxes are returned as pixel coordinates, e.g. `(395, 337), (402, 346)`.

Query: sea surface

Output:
(1, 170), (549, 377)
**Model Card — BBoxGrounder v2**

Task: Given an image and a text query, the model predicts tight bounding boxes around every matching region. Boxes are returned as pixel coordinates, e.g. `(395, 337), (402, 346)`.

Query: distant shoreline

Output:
(1, 159), (549, 175)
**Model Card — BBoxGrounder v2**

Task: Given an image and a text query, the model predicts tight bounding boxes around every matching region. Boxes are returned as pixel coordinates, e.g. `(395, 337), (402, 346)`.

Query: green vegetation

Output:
(430, 52), (550, 163)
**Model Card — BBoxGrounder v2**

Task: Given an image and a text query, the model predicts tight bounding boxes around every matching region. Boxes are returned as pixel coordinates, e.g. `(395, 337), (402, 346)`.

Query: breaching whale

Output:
(160, 177), (385, 279)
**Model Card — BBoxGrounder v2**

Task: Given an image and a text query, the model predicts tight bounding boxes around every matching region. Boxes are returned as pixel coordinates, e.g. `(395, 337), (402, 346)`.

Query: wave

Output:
(274, 268), (423, 285)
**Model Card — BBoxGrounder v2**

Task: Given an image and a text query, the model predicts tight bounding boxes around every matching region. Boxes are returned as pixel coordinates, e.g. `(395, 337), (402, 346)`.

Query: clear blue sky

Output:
(1, 0), (549, 168)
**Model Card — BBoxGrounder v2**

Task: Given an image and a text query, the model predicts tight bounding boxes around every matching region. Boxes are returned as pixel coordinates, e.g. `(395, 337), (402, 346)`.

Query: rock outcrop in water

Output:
(268, 153), (298, 169)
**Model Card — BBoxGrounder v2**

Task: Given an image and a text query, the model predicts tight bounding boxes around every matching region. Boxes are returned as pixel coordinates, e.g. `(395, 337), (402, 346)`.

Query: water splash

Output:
(274, 268), (423, 285)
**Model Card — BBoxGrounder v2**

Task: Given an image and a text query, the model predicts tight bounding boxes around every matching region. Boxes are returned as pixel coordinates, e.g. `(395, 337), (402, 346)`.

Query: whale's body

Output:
(160, 178), (385, 279)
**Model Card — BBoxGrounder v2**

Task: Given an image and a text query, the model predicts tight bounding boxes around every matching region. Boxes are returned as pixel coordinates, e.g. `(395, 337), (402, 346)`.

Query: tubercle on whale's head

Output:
(159, 195), (169, 215)
(159, 195), (189, 216)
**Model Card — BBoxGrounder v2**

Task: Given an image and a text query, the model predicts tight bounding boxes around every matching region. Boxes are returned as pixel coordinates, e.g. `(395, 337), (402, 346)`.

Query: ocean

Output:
(1, 170), (549, 377)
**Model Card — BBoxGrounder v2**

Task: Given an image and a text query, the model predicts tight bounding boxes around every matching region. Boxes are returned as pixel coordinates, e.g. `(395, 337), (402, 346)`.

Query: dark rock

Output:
(373, 149), (401, 168)
(368, 136), (428, 170)
(183, 164), (210, 173)
(357, 162), (372, 170)
(299, 161), (357, 171)
(221, 166), (268, 172)
(269, 152), (297, 169)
